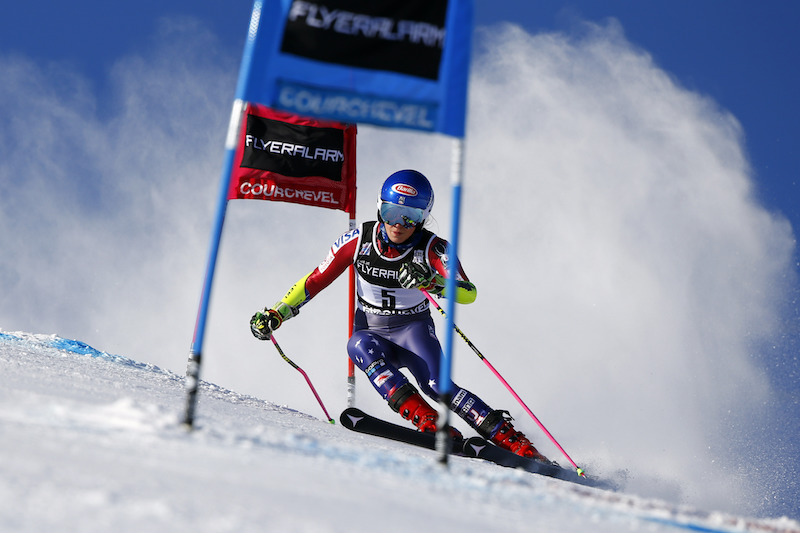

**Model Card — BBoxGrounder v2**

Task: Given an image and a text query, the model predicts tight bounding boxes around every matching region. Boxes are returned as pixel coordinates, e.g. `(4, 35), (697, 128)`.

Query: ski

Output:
(461, 437), (611, 488)
(340, 407), (464, 453)
(340, 408), (612, 489)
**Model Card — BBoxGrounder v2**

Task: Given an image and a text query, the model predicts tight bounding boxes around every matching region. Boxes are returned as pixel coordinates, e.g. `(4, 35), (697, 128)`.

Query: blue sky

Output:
(1, 1), (799, 519)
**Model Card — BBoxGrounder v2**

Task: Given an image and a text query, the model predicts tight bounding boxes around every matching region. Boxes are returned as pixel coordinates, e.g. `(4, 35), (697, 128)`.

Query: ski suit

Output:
(277, 221), (499, 432)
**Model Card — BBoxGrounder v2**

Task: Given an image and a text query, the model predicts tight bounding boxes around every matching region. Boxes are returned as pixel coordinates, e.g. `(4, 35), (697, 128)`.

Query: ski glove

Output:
(398, 261), (440, 292)
(250, 302), (298, 341)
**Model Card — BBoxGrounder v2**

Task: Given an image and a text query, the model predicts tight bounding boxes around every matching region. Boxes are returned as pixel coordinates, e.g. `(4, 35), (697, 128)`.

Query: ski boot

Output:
(388, 383), (438, 433)
(479, 410), (552, 463)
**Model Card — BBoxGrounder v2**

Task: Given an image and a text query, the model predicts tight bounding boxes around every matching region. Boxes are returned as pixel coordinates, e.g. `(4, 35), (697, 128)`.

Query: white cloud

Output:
(457, 21), (794, 511)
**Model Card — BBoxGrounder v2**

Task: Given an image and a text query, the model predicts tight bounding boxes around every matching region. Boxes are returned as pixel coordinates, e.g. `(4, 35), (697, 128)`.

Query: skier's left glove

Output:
(399, 261), (441, 292)
(250, 302), (298, 340)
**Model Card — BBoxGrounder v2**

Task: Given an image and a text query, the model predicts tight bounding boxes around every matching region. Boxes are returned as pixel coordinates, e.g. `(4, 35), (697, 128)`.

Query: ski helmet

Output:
(377, 170), (434, 228)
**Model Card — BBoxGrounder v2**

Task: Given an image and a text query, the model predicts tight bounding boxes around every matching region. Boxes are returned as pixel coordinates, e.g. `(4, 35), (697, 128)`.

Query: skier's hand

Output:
(250, 302), (299, 340)
(398, 261), (437, 291)
(250, 309), (282, 340)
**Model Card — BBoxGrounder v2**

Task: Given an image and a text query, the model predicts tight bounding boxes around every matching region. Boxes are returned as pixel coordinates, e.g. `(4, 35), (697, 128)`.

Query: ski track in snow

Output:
(1, 330), (798, 533)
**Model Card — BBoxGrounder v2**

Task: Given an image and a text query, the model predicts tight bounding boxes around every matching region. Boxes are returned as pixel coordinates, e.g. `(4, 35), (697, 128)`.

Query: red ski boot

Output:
(479, 410), (551, 463)
(388, 383), (438, 433)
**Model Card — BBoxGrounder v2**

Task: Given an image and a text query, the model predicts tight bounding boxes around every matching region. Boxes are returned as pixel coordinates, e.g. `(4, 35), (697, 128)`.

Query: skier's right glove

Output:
(398, 261), (436, 290)
(250, 302), (298, 341)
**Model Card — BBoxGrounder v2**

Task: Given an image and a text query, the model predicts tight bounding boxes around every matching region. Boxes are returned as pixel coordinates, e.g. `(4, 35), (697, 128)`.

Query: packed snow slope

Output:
(1, 331), (797, 533)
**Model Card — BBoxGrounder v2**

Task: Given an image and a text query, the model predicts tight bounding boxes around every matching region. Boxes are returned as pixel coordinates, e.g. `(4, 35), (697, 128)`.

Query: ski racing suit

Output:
(275, 220), (500, 432)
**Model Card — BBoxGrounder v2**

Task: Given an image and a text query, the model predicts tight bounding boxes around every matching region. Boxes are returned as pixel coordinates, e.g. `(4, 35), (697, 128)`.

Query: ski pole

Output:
(270, 335), (335, 424)
(421, 290), (585, 477)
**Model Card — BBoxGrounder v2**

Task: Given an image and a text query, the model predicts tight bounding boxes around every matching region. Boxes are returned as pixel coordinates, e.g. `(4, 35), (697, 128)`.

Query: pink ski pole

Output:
(270, 335), (335, 424)
(422, 290), (585, 477)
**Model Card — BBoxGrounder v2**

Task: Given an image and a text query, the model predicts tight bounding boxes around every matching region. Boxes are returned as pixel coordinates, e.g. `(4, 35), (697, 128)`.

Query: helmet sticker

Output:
(392, 183), (418, 196)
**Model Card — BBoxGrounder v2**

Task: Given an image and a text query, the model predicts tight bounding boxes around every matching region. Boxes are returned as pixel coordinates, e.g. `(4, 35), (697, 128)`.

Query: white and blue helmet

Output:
(377, 170), (434, 228)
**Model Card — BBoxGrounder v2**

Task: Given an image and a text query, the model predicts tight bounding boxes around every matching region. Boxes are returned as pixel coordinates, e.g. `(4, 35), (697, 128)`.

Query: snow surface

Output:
(1, 331), (798, 533)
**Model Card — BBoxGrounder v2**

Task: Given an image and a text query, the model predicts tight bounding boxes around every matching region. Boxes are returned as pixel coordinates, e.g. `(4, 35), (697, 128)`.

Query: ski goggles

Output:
(379, 201), (425, 228)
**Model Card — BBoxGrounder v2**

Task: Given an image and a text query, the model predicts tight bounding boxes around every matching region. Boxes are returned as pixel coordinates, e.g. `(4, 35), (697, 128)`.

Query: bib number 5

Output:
(381, 289), (396, 310)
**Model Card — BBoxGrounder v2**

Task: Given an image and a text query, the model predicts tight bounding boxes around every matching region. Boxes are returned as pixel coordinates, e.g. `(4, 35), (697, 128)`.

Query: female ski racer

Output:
(250, 169), (549, 461)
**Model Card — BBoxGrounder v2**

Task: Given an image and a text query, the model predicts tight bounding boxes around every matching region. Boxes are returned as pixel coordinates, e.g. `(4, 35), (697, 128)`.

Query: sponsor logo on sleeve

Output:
(319, 228), (360, 273)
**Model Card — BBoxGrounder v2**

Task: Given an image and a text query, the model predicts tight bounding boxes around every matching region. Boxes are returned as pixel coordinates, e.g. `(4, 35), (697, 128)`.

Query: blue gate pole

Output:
(181, 0), (265, 429)
(181, 100), (245, 429)
(436, 138), (465, 463)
